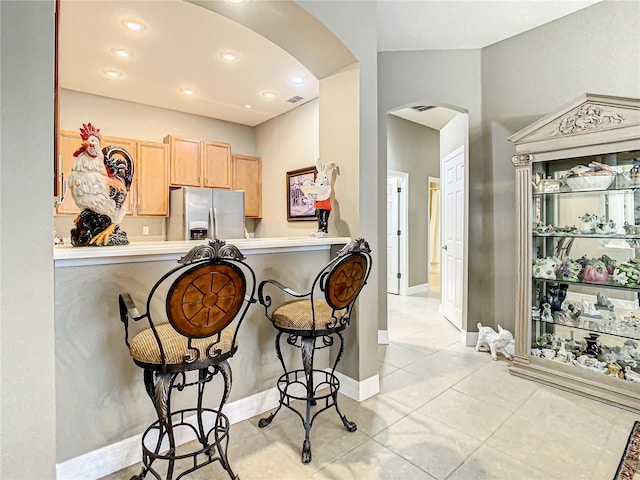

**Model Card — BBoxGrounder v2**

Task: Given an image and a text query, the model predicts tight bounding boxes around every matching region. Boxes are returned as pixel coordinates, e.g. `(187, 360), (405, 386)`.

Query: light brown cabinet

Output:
(136, 141), (169, 216)
(232, 154), (262, 218)
(203, 141), (232, 189)
(56, 130), (169, 217)
(56, 130), (83, 215)
(164, 135), (232, 189)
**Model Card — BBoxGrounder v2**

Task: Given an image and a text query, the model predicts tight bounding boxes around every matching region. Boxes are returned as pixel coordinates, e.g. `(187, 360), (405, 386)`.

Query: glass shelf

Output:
(533, 186), (639, 197)
(533, 232), (640, 240)
(533, 275), (640, 293)
(532, 317), (640, 342)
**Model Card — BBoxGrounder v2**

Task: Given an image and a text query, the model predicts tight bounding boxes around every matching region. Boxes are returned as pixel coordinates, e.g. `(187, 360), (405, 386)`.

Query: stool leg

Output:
(258, 332), (286, 428)
(300, 336), (315, 463)
(331, 333), (357, 432)
(214, 360), (238, 480)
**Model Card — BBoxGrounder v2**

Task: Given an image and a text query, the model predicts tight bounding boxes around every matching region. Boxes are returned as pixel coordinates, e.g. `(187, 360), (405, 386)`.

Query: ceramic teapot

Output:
(578, 213), (596, 234)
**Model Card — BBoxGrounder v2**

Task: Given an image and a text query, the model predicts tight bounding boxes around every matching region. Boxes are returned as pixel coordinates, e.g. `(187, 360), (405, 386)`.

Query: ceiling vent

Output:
(287, 96), (304, 103)
(411, 105), (435, 112)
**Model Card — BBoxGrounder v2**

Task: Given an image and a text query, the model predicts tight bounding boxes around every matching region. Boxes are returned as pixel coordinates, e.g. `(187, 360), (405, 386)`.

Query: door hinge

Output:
(397, 187), (401, 193)
(397, 272), (402, 279)
(397, 230), (401, 236)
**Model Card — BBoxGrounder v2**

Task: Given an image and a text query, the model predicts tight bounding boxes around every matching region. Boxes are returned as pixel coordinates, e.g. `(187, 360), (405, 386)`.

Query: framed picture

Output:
(287, 166), (317, 221)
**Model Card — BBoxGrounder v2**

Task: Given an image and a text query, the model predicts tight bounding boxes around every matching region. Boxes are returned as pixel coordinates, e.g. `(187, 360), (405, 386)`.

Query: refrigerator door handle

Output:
(214, 207), (218, 240)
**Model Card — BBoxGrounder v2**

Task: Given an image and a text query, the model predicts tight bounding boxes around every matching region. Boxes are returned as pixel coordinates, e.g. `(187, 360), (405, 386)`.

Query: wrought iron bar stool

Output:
(257, 238), (372, 463)
(118, 240), (256, 480)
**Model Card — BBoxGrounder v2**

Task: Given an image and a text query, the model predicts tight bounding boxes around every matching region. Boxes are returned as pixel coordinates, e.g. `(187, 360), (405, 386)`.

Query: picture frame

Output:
(287, 166), (317, 221)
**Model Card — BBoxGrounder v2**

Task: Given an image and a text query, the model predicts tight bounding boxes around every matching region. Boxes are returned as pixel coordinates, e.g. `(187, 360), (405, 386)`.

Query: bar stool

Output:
(257, 238), (372, 463)
(118, 240), (256, 480)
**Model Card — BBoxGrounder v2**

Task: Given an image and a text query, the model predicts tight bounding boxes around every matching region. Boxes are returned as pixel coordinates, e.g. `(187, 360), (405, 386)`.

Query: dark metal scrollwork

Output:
(178, 239), (246, 265)
(338, 238), (371, 256)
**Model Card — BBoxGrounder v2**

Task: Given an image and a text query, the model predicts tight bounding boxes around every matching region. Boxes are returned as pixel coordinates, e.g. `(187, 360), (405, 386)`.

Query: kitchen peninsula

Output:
(54, 236), (351, 479)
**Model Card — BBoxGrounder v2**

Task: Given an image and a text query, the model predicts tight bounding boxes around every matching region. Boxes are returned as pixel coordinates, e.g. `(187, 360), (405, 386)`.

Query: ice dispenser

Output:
(189, 221), (208, 240)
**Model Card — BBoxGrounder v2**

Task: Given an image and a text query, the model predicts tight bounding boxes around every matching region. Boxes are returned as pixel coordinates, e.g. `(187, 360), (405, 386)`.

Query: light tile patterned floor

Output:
(102, 291), (639, 479)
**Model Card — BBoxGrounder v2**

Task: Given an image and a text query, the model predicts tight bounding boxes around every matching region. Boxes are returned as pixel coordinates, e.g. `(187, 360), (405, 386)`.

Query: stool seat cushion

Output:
(130, 323), (235, 365)
(272, 299), (343, 331)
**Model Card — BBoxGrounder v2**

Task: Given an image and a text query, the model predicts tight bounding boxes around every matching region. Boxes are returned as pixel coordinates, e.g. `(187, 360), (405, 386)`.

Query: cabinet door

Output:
(232, 154), (262, 218)
(102, 135), (136, 215)
(136, 141), (169, 216)
(56, 130), (82, 215)
(165, 135), (201, 187)
(203, 141), (232, 189)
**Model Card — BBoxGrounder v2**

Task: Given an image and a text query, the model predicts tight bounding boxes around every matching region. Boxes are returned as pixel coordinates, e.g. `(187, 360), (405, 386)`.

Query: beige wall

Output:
(387, 115), (440, 287)
(254, 99), (320, 238)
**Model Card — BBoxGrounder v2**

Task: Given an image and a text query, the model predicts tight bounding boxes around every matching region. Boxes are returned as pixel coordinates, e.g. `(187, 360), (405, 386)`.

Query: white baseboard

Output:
(461, 329), (478, 347)
(331, 370), (380, 402)
(55, 387), (281, 480)
(378, 329), (389, 344)
(56, 371), (379, 479)
(407, 283), (429, 295)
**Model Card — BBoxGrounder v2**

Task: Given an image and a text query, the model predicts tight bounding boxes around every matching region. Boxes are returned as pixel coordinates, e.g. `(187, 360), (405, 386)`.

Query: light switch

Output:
(143, 226), (149, 235)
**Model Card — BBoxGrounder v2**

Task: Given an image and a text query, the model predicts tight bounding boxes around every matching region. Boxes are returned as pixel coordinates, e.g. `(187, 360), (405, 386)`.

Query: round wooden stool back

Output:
(324, 253), (368, 310)
(166, 262), (246, 338)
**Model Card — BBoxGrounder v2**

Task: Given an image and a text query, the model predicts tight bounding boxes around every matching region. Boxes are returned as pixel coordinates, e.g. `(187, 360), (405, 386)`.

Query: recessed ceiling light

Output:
(123, 19), (145, 31)
(104, 69), (122, 79)
(292, 76), (305, 85)
(181, 88), (194, 95)
(112, 48), (130, 58)
(261, 91), (277, 99)
(243, 104), (253, 109)
(221, 52), (239, 62)
(227, 0), (244, 3)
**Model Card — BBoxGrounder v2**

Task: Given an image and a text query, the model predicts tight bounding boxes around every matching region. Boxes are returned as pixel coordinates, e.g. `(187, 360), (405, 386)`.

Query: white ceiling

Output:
(58, 0), (601, 129)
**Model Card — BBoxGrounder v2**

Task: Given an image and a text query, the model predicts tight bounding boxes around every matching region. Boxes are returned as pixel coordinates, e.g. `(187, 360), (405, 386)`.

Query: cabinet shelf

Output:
(533, 232), (640, 240)
(532, 318), (640, 342)
(533, 276), (640, 294)
(533, 186), (640, 197)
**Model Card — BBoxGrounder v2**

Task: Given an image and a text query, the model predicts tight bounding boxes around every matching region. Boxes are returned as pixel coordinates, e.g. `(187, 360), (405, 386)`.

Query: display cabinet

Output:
(509, 94), (640, 412)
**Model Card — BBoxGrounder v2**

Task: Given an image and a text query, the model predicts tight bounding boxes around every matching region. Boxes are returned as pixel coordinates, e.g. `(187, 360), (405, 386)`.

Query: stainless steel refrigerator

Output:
(167, 187), (245, 240)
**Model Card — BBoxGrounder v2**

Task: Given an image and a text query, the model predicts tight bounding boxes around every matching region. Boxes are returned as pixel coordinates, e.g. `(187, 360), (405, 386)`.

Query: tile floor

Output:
(104, 291), (639, 480)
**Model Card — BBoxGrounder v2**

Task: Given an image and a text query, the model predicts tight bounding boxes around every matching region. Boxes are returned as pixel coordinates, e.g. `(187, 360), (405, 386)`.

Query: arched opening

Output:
(384, 103), (470, 343)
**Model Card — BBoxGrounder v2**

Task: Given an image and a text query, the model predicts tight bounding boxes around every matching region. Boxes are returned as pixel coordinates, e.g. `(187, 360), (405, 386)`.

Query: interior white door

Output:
(441, 149), (464, 330)
(387, 176), (400, 294)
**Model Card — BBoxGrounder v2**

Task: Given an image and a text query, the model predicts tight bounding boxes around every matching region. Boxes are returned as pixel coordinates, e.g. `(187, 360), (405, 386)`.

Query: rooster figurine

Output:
(68, 123), (134, 246)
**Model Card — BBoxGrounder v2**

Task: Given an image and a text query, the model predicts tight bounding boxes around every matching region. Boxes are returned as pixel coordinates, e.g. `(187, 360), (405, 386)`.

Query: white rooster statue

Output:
(68, 123), (134, 246)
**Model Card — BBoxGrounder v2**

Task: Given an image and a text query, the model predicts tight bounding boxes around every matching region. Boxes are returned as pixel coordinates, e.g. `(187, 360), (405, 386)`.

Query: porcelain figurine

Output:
(301, 159), (339, 238)
(533, 257), (559, 279)
(68, 123), (134, 246)
(475, 323), (514, 361)
(578, 213), (596, 234)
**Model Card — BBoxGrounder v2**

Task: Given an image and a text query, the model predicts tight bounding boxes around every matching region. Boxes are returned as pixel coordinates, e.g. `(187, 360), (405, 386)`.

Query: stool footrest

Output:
(276, 369), (339, 402)
(140, 407), (232, 479)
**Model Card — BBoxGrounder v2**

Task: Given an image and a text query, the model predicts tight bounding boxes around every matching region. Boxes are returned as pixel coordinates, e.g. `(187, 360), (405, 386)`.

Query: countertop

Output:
(54, 236), (352, 267)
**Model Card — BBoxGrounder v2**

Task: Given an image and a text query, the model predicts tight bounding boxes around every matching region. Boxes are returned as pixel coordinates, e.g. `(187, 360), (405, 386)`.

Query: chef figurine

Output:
(302, 160), (339, 238)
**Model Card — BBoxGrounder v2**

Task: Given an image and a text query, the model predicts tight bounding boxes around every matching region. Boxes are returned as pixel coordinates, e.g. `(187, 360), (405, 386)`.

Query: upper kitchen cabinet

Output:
(56, 130), (83, 215)
(232, 154), (262, 218)
(203, 141), (232, 189)
(164, 135), (233, 189)
(136, 141), (169, 216)
(164, 134), (202, 187)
